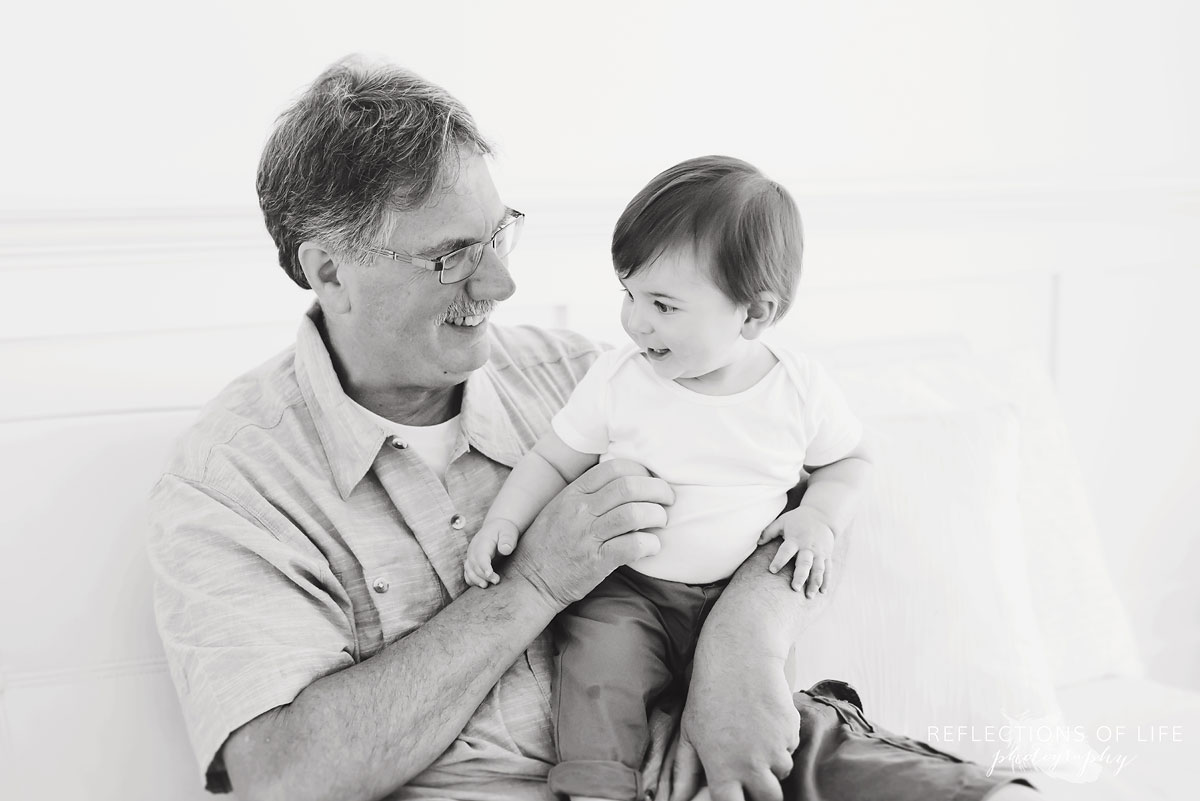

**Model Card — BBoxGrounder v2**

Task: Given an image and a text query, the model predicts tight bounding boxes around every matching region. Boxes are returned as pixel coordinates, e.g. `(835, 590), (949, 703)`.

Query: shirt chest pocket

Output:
(342, 536), (449, 659)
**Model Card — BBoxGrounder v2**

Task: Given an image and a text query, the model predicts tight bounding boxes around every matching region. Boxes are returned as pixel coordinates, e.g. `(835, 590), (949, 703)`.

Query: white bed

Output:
(1, 336), (1193, 799)
(1, 198), (1195, 799)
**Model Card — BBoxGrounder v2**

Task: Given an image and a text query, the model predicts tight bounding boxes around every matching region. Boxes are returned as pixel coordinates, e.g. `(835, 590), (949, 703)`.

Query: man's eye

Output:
(654, 301), (676, 313)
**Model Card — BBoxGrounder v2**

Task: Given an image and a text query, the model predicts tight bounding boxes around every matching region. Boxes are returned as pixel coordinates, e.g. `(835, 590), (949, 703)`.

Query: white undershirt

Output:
(350, 400), (462, 485)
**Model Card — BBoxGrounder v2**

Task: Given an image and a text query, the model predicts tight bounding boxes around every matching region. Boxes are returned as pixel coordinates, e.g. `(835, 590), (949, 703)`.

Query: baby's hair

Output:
(612, 155), (803, 323)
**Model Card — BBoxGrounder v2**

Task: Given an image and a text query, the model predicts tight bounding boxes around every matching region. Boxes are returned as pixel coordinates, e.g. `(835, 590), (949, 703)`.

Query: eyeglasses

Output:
(366, 209), (525, 284)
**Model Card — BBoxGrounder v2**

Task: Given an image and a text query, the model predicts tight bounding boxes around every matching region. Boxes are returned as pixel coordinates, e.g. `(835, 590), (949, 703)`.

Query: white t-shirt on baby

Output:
(551, 342), (863, 584)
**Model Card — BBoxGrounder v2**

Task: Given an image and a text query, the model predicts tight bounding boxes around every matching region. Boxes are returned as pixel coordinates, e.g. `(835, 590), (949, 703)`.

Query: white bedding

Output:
(1026, 677), (1198, 800)
(3, 342), (1191, 799)
(787, 343), (1189, 794)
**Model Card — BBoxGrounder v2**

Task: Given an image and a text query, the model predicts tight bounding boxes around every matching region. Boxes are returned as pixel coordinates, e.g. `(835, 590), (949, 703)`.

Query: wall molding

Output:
(0, 207), (270, 270)
(5, 186), (1197, 274)
(2, 658), (169, 689)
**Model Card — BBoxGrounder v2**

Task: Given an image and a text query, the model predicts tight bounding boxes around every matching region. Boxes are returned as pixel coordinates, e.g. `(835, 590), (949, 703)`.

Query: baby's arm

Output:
(464, 431), (601, 588)
(758, 436), (875, 597)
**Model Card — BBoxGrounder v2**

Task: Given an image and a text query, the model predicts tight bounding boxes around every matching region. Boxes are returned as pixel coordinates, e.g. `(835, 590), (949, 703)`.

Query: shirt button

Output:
(372, 577), (390, 593)
(389, 436), (408, 450)
(450, 514), (465, 530)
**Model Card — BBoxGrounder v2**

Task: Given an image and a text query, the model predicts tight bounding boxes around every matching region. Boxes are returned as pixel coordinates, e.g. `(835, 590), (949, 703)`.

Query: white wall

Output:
(3, 1), (1198, 687)
(6, 0), (1199, 208)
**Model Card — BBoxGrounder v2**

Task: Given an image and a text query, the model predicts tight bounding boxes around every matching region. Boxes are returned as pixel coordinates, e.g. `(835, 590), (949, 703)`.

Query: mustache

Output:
(440, 300), (496, 322)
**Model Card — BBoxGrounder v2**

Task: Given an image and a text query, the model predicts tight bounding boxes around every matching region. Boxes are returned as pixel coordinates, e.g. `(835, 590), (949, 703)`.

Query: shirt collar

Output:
(294, 305), (390, 500)
(294, 304), (530, 500)
(461, 359), (529, 470)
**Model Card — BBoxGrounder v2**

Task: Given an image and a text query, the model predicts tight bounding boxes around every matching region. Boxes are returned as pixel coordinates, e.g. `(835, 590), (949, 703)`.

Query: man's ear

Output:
(741, 293), (778, 340)
(298, 241), (352, 314)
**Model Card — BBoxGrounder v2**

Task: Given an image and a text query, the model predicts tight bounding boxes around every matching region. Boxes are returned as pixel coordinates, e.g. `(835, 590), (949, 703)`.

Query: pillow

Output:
(823, 348), (1142, 687)
(973, 355), (1143, 687)
(791, 405), (1067, 768)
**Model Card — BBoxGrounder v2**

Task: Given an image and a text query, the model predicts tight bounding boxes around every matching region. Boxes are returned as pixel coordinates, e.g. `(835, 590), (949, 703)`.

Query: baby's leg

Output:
(549, 568), (677, 801)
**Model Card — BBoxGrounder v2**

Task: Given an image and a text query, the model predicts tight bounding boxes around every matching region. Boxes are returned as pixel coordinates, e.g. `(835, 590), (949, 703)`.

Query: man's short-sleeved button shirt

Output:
(148, 305), (600, 798)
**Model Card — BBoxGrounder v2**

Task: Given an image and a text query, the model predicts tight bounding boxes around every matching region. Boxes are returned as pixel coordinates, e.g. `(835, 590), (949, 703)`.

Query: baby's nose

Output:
(628, 308), (653, 334)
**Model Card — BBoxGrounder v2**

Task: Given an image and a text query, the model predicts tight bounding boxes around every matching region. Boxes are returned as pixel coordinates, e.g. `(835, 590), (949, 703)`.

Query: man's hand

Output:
(464, 518), (520, 588)
(758, 507), (835, 598)
(507, 459), (672, 609)
(670, 652), (799, 801)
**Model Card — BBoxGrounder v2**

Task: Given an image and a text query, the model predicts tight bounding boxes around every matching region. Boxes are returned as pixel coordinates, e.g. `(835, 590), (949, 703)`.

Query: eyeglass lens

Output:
(440, 244), (486, 283)
(493, 215), (522, 259)
(438, 215), (523, 284)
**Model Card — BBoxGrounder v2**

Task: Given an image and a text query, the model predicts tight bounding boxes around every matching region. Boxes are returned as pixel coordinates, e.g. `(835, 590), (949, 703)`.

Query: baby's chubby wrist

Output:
(779, 504), (836, 538)
(464, 517), (526, 590)
(482, 516), (521, 539)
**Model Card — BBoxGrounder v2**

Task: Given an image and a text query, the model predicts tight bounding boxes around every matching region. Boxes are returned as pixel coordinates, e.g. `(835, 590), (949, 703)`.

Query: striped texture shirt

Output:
(148, 305), (600, 799)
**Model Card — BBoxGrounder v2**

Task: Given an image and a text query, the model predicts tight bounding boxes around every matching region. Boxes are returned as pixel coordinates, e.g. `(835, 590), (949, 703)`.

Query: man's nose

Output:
(467, 247), (516, 302)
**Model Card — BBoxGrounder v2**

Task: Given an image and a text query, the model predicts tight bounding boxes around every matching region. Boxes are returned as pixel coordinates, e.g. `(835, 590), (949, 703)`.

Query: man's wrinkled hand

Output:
(507, 459), (672, 610)
(672, 651), (799, 801)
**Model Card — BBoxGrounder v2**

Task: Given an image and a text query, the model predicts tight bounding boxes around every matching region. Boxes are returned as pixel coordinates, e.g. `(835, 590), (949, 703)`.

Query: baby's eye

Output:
(653, 300), (676, 313)
(619, 287), (632, 300)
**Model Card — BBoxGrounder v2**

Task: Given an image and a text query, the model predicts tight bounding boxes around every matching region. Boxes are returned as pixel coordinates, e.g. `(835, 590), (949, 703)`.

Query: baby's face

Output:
(619, 246), (750, 383)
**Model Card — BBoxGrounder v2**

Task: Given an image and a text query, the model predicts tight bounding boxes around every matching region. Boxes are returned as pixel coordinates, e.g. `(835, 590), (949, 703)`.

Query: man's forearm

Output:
(698, 542), (833, 665)
(677, 542), (838, 799)
(225, 575), (559, 801)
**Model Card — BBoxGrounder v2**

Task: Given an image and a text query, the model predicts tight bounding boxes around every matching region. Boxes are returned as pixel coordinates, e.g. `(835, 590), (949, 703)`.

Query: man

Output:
(149, 56), (1036, 801)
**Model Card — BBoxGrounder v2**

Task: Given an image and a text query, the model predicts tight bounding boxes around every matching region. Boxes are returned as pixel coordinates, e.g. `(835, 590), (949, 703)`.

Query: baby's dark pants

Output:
(550, 565), (726, 798)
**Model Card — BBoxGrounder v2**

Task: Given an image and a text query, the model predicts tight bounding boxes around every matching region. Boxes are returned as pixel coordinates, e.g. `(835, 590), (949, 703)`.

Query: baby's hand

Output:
(758, 508), (835, 598)
(464, 518), (521, 589)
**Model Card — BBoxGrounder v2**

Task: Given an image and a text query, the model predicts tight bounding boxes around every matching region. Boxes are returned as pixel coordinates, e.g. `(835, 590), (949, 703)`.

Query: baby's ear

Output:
(741, 293), (778, 340)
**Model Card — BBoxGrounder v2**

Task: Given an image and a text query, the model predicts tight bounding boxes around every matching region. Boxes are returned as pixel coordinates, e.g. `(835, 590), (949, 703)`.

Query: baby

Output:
(464, 155), (872, 801)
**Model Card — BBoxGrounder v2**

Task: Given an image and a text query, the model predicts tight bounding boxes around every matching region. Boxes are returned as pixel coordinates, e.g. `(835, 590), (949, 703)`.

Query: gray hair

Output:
(257, 56), (491, 288)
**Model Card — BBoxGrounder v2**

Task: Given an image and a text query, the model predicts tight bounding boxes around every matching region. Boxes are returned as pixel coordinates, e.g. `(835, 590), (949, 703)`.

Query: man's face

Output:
(336, 151), (516, 393)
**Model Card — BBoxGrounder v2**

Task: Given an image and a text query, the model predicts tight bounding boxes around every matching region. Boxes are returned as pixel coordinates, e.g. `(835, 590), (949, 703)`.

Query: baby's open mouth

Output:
(646, 347), (670, 360)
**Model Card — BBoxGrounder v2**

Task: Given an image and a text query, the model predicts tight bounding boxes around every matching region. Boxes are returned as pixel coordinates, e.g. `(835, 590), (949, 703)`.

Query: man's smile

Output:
(446, 314), (488, 327)
(441, 299), (496, 331)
